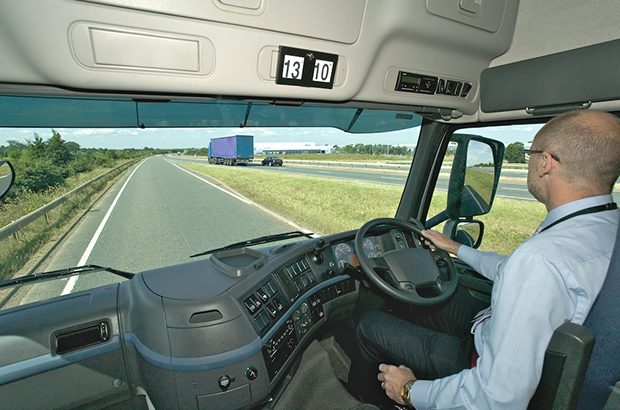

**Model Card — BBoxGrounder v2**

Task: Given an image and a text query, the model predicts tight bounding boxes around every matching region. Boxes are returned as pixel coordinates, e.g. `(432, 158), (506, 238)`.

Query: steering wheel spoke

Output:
(355, 218), (458, 306)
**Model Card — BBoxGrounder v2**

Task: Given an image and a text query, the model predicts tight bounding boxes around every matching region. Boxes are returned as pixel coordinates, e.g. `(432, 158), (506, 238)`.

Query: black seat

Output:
(578, 219), (620, 409)
(529, 220), (620, 410)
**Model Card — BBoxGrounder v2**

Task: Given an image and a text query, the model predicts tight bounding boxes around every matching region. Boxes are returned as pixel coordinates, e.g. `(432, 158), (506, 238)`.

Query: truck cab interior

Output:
(0, 1), (619, 409)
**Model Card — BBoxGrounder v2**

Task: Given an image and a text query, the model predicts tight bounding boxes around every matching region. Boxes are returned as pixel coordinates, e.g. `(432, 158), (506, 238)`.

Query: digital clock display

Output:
(395, 71), (438, 94)
(399, 74), (421, 85)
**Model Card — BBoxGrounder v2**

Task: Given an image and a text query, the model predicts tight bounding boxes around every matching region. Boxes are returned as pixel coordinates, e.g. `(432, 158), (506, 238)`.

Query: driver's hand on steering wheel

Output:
(421, 230), (461, 255)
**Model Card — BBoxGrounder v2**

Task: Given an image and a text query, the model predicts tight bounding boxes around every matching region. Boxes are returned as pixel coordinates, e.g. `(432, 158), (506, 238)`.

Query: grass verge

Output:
(0, 163), (133, 280)
(185, 163), (546, 255)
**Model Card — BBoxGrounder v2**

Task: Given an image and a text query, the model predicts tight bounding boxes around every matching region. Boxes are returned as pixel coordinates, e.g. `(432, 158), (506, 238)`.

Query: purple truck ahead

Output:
(208, 135), (254, 166)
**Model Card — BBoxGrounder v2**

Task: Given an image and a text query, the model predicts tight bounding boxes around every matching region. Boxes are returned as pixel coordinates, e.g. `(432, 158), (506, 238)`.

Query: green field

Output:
(185, 163), (546, 254)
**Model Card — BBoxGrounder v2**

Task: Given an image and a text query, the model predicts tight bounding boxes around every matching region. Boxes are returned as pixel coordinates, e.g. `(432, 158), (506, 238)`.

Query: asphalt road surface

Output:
(18, 156), (299, 303)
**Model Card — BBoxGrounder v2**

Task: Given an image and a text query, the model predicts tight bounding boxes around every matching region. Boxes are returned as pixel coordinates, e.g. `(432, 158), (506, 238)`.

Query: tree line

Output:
(0, 130), (161, 194)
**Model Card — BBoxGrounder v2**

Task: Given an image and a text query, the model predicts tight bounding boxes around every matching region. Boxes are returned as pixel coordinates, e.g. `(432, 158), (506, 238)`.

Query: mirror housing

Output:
(0, 160), (16, 201)
(443, 219), (484, 249)
(446, 134), (504, 219)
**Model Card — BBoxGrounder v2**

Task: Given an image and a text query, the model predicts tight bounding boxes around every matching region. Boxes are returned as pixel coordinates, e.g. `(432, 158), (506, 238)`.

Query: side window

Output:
(428, 125), (548, 254)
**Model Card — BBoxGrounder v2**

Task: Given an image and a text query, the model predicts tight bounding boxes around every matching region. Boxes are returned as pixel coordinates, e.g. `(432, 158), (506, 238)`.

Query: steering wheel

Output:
(354, 218), (458, 305)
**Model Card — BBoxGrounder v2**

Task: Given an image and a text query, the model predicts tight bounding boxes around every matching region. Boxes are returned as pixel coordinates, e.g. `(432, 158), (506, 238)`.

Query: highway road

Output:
(176, 156), (538, 201)
(18, 157), (300, 303)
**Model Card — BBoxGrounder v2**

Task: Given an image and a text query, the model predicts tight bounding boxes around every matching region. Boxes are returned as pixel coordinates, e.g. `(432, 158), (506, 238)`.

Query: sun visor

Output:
(480, 39), (620, 113)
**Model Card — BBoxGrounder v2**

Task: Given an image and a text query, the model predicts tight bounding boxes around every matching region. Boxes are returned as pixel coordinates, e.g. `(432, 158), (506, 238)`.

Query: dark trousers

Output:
(348, 291), (488, 408)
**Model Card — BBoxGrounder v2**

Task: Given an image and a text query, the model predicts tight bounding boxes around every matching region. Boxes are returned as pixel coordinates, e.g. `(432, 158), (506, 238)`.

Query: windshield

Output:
(0, 100), (422, 307)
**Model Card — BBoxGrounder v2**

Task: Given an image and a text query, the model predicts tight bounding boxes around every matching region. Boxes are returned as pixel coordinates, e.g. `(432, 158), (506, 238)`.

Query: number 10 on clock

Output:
(313, 59), (333, 83)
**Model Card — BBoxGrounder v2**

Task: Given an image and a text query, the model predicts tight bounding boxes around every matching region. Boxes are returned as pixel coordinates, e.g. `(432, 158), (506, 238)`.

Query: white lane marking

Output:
(502, 187), (529, 191)
(61, 159), (148, 295)
(169, 162), (252, 204)
(315, 170), (333, 174)
(380, 176), (403, 181)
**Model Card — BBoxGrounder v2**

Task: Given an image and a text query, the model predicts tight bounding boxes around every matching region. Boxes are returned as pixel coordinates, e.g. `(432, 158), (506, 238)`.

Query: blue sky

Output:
(0, 124), (543, 149)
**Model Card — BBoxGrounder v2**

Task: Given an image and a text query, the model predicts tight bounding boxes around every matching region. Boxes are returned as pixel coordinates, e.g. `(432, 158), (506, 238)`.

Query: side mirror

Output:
(446, 134), (504, 218)
(0, 160), (16, 201)
(443, 219), (484, 249)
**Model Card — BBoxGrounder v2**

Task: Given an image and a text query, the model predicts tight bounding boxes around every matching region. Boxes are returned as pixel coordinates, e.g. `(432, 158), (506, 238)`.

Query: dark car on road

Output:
(261, 157), (283, 166)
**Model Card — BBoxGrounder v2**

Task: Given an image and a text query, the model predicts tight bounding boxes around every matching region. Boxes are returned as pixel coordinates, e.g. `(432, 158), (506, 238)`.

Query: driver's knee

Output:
(355, 310), (392, 360)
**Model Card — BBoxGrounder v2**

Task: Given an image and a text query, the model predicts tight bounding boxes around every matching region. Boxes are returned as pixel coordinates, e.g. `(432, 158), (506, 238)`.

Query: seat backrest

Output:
(528, 322), (594, 410)
(578, 220), (620, 409)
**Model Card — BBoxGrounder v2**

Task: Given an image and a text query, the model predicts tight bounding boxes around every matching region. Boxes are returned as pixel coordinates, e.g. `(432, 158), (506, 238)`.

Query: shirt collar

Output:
(537, 194), (615, 232)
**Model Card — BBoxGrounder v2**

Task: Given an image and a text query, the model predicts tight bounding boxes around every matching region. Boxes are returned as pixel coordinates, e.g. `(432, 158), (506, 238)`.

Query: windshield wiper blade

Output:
(0, 264), (134, 288)
(190, 230), (314, 258)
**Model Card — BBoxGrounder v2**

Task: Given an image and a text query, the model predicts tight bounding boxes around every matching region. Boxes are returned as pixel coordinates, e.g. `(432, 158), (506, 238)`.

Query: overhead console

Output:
(0, 0), (520, 115)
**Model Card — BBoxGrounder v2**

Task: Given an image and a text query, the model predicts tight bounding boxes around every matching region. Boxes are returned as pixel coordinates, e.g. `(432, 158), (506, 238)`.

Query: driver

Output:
(348, 109), (620, 409)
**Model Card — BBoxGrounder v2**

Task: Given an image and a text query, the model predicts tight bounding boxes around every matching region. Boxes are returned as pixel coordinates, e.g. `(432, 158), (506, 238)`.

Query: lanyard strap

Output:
(539, 202), (617, 234)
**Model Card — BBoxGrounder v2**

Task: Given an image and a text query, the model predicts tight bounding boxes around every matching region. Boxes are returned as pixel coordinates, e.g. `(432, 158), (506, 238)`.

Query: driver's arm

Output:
(422, 230), (506, 281)
(410, 246), (573, 409)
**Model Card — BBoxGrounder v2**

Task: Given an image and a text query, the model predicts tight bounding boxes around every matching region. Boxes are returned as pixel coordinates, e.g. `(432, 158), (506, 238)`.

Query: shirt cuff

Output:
(411, 379), (433, 410)
(456, 245), (477, 265)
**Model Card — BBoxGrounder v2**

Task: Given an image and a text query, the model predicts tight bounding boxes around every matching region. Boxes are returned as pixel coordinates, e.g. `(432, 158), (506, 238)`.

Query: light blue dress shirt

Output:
(411, 194), (619, 409)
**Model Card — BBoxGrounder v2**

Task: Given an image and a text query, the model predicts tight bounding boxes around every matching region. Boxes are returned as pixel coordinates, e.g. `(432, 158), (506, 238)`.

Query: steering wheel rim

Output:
(354, 217), (458, 306)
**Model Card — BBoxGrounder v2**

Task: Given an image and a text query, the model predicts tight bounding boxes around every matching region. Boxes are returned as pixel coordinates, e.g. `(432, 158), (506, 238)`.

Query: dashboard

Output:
(0, 230), (414, 409)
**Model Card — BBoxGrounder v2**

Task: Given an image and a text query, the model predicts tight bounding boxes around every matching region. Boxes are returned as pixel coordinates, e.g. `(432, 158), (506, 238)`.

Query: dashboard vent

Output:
(54, 321), (110, 355)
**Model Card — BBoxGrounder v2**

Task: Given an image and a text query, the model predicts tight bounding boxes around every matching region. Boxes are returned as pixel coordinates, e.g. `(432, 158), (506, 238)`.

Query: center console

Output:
(239, 255), (356, 382)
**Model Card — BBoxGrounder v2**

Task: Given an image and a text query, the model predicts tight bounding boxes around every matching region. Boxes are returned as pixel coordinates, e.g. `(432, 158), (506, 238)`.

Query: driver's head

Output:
(527, 110), (620, 205)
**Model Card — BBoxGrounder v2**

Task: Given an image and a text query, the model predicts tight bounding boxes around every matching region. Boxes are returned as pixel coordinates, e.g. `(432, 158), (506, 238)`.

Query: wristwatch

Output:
(400, 379), (416, 407)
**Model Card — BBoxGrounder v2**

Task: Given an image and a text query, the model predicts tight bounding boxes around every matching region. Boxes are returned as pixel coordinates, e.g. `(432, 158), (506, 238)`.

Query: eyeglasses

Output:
(526, 150), (561, 163)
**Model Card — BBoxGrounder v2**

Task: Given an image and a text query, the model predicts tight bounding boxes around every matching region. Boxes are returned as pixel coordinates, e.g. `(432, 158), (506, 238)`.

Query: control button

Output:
(266, 302), (278, 318)
(453, 82), (462, 96)
(335, 284), (343, 296)
(445, 80), (456, 96)
(244, 297), (258, 314)
(420, 77), (437, 94)
(255, 311), (270, 331)
(267, 281), (278, 296)
(249, 295), (261, 309)
(272, 296), (285, 311)
(256, 288), (269, 303)
(300, 302), (309, 314)
(246, 367), (258, 381)
(218, 375), (235, 391)
(437, 79), (446, 94)
(461, 82), (472, 97)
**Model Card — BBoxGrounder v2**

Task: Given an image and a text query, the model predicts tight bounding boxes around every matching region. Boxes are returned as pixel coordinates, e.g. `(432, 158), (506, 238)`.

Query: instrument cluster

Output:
(332, 236), (382, 271)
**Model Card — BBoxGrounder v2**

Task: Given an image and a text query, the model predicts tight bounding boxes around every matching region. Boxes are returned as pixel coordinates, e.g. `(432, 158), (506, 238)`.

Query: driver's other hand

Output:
(421, 230), (461, 255)
(378, 363), (416, 405)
